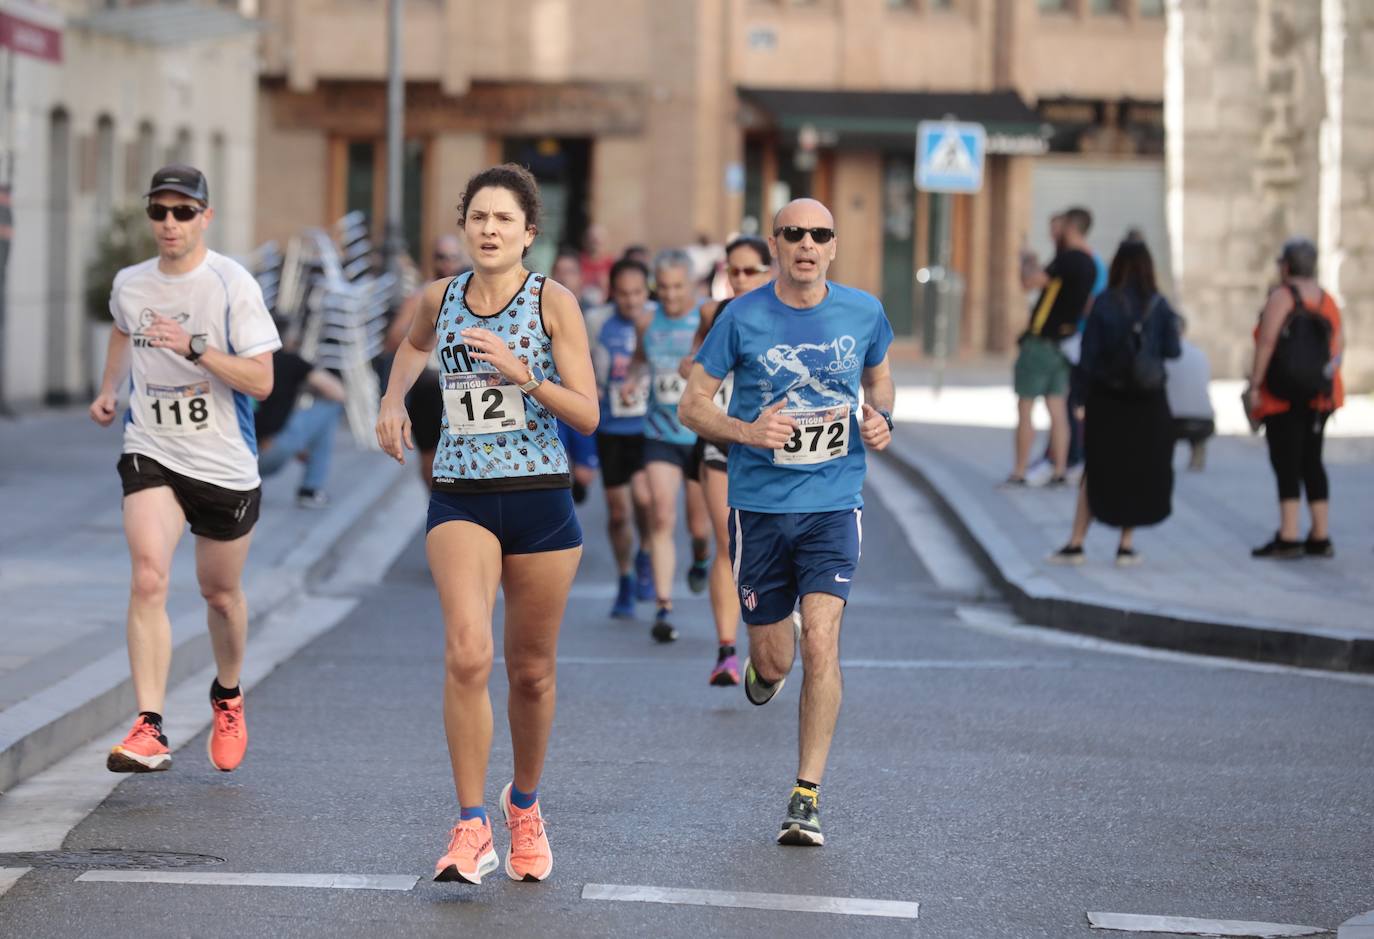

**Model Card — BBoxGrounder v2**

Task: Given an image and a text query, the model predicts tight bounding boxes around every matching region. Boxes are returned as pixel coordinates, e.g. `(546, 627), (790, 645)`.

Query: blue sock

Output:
(459, 805), (488, 824)
(510, 784), (538, 810)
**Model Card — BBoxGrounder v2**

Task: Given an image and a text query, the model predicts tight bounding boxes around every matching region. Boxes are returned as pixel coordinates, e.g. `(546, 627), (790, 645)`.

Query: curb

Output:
(0, 460), (409, 795)
(879, 437), (1374, 675)
(1340, 911), (1374, 938)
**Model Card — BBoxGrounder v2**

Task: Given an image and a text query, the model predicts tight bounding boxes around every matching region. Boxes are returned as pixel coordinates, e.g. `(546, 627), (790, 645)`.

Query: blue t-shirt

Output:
(588, 302), (648, 436)
(643, 304), (700, 446)
(695, 281), (893, 513)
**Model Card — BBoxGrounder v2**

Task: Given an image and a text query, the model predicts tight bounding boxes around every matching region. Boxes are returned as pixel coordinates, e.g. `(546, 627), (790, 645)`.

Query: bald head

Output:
(769, 198), (837, 294)
(773, 198), (834, 233)
(433, 233), (468, 278)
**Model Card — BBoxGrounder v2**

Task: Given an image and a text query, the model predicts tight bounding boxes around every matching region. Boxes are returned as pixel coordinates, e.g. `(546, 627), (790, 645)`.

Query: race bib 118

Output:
(142, 381), (216, 437)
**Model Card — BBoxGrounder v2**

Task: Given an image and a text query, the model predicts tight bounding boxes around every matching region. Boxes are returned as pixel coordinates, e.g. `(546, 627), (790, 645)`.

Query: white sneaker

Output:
(1024, 458), (1054, 487)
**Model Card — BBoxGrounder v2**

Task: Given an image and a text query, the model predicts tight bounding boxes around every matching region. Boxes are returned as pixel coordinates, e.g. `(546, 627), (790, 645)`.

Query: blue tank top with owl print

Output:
(431, 271), (570, 493)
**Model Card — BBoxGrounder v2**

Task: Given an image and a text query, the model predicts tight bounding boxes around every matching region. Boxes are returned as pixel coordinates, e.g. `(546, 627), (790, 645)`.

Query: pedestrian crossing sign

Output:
(916, 121), (987, 194)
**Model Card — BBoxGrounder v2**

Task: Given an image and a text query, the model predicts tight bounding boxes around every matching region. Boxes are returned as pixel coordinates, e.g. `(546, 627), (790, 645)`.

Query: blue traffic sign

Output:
(916, 121), (987, 194)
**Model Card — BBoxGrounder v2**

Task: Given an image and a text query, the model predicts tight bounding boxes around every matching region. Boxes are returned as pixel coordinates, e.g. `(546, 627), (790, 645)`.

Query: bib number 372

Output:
(443, 372), (526, 435)
(143, 381), (216, 436)
(774, 404), (850, 466)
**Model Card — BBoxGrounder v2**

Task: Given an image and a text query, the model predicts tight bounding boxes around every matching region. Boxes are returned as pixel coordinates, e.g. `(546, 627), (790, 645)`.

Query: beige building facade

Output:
(0, 0), (260, 409)
(254, 0), (1166, 354)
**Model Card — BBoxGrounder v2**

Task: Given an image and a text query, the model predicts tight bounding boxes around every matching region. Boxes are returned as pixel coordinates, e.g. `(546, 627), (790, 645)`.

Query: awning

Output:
(738, 87), (1049, 155)
(73, 2), (258, 46)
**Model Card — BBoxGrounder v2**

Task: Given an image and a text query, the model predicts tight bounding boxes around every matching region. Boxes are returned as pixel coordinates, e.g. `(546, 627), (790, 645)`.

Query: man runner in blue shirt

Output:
(680, 198), (895, 847)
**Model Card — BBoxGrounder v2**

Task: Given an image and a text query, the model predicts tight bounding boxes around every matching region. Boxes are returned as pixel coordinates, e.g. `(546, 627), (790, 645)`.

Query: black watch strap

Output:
(878, 408), (894, 431)
(185, 334), (207, 363)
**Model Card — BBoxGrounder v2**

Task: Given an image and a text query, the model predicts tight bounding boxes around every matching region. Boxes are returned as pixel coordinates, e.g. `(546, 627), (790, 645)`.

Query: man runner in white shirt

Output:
(89, 164), (281, 775)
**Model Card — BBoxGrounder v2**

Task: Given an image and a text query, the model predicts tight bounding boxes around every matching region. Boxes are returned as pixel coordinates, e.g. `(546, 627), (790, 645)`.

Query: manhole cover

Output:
(0, 850), (225, 870)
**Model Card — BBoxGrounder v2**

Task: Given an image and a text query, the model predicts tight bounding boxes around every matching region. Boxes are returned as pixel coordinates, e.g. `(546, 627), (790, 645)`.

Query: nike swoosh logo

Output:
(834, 574), (851, 583)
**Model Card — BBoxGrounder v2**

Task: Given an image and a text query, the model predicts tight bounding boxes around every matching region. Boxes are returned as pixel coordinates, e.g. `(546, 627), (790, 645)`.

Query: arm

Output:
(679, 363), (795, 449)
(679, 299), (719, 378)
(376, 279), (444, 462)
(1247, 288), (1292, 409)
(89, 326), (132, 426)
(306, 367), (348, 403)
(146, 314), (273, 400)
(858, 355), (894, 451)
(385, 289), (423, 354)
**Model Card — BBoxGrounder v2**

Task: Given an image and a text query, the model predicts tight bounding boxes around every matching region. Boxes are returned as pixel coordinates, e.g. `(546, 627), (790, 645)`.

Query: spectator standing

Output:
(1050, 239), (1181, 567)
(579, 224), (616, 306)
(1165, 316), (1215, 471)
(1247, 237), (1345, 559)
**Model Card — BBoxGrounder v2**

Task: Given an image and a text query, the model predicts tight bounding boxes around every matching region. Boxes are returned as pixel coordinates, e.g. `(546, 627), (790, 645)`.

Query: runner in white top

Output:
(89, 164), (280, 777)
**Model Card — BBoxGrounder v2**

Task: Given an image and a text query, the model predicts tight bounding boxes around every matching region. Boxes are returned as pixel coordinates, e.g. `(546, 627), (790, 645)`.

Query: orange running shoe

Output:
(434, 817), (499, 883)
(207, 691), (247, 772)
(500, 782), (553, 882)
(107, 715), (171, 773)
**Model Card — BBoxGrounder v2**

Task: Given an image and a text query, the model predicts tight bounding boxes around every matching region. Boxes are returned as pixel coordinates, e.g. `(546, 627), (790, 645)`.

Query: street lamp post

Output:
(384, 0), (404, 279)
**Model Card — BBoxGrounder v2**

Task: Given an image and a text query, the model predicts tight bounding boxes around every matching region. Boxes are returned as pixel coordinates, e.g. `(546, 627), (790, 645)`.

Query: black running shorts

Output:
(118, 452), (261, 541)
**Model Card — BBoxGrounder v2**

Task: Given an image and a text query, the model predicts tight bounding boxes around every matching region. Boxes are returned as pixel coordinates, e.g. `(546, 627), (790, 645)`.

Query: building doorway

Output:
(502, 137), (590, 274)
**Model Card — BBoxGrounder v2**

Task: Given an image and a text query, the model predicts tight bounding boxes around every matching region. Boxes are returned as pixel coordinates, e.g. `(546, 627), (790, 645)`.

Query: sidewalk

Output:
(884, 365), (1374, 673)
(0, 409), (411, 792)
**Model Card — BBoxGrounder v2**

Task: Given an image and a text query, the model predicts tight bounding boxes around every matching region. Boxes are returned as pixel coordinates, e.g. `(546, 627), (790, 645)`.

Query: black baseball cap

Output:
(145, 164), (209, 203)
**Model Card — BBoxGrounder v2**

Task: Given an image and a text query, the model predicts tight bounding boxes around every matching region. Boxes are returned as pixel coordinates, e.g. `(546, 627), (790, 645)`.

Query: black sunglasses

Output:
(774, 226), (835, 244)
(146, 203), (205, 222)
(727, 264), (771, 277)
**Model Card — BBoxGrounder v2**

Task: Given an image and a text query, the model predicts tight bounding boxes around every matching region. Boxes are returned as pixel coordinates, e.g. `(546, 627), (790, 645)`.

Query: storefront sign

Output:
(1, 9), (62, 62)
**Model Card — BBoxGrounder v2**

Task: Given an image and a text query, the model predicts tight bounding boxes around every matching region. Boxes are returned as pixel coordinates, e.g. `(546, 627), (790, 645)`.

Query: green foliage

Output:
(85, 204), (156, 321)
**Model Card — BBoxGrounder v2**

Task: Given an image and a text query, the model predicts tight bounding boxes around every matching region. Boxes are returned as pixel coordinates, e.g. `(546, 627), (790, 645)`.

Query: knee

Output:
(507, 658), (556, 700)
(799, 621), (840, 667)
(200, 585), (241, 618)
(650, 501), (675, 532)
(607, 500), (628, 530)
(130, 562), (170, 605)
(445, 635), (493, 687)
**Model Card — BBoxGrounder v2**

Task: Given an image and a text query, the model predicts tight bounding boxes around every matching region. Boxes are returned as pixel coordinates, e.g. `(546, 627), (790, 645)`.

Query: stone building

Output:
(0, 0), (260, 410)
(254, 0), (1167, 355)
(1167, 0), (1372, 387)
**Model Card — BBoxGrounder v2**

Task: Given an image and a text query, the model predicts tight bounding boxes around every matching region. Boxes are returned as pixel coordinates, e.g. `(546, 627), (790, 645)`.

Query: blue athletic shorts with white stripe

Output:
(728, 507), (862, 626)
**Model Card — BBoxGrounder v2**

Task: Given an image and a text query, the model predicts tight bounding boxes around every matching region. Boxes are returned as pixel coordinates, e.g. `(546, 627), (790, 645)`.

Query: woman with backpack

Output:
(1247, 237), (1345, 559)
(1049, 239), (1181, 567)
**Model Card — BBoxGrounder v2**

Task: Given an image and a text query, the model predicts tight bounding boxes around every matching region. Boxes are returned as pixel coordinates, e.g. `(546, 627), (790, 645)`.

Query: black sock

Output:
(210, 679), (241, 701)
(717, 643), (736, 661)
(139, 710), (163, 729)
(656, 603), (671, 618)
(692, 537), (709, 563)
(297, 487), (317, 497)
(795, 778), (820, 794)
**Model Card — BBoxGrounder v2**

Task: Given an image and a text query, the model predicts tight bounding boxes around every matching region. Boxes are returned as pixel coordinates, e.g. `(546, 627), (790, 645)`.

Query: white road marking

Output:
(955, 605), (1374, 687)
(501, 655), (1067, 671)
(0, 867), (31, 899)
(1086, 911), (1328, 937)
(582, 883), (918, 919)
(77, 871), (417, 891)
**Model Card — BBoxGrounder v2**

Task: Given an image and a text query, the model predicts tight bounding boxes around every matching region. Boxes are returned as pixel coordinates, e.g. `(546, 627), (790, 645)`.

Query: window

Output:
(1090, 0), (1125, 13)
(95, 115), (115, 228)
(1038, 0), (1071, 11)
(133, 121), (157, 196)
(1139, 0), (1164, 15)
(885, 0), (915, 8)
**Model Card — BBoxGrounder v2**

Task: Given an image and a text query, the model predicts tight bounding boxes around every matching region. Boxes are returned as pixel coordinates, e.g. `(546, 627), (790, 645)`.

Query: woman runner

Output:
(376, 164), (598, 885)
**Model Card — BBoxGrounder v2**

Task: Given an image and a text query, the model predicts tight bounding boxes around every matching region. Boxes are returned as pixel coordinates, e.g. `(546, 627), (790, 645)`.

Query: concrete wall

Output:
(3, 23), (259, 409)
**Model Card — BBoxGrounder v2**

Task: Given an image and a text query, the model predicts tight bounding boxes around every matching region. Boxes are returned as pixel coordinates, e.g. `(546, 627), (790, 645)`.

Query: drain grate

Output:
(0, 850), (225, 870)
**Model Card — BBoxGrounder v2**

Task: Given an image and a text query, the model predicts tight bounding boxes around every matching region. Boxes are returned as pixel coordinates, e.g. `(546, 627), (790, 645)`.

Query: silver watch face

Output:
(190, 335), (207, 355)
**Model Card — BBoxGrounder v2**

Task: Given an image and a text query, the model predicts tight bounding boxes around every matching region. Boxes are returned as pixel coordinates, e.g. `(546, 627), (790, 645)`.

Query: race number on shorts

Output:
(653, 372), (686, 406)
(442, 371), (526, 435)
(141, 381), (216, 436)
(773, 404), (850, 466)
(609, 378), (648, 418)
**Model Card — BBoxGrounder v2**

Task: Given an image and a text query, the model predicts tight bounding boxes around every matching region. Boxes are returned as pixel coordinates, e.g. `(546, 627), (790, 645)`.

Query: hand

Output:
(1245, 385), (1262, 415)
(619, 377), (644, 407)
(460, 327), (527, 384)
(148, 314), (192, 357)
(747, 399), (797, 450)
(375, 395), (413, 464)
(90, 392), (118, 427)
(859, 403), (891, 451)
(677, 355), (694, 380)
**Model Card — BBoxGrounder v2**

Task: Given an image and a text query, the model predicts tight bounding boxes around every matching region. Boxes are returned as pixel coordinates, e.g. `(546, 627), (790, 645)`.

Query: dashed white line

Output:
(1086, 911), (1329, 937)
(582, 882), (918, 919)
(77, 871), (418, 891)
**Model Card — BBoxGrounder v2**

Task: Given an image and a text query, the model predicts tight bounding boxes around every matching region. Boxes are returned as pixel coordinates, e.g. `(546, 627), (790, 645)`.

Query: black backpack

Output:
(1265, 285), (1333, 403)
(1099, 292), (1166, 395)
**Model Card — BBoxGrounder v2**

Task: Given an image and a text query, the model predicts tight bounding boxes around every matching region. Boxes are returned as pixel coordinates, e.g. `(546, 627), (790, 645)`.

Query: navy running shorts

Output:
(644, 438), (700, 483)
(426, 487), (583, 555)
(728, 507), (862, 626)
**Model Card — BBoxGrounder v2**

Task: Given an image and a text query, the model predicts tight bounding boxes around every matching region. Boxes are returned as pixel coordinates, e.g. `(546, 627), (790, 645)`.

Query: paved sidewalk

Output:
(884, 367), (1374, 672)
(0, 408), (412, 792)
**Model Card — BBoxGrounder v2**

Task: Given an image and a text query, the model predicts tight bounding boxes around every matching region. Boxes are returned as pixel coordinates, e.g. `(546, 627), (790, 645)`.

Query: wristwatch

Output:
(519, 363), (545, 394)
(185, 334), (208, 363)
(877, 408), (894, 432)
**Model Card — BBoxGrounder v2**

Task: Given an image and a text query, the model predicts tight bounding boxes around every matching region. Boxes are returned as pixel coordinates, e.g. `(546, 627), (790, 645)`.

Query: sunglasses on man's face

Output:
(728, 264), (771, 277)
(146, 203), (205, 223)
(774, 226), (835, 245)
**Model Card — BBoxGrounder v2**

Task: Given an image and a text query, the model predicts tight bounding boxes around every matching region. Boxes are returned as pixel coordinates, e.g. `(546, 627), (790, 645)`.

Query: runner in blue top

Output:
(585, 257), (657, 618)
(625, 249), (712, 643)
(680, 198), (894, 849)
(376, 164), (598, 887)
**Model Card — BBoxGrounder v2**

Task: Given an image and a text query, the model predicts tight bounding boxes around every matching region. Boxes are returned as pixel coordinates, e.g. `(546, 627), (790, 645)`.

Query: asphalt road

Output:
(1, 470), (1371, 938)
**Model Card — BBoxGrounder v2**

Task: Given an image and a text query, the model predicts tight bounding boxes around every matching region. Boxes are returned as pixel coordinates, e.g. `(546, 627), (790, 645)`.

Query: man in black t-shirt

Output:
(257, 349), (347, 507)
(1007, 208), (1097, 486)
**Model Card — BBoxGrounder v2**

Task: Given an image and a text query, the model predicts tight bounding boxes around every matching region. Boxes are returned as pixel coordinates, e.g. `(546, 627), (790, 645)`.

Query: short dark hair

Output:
(1108, 238), (1158, 297)
(1063, 207), (1093, 235)
(457, 163), (542, 257)
(725, 235), (772, 267)
(609, 257), (650, 292)
(1279, 237), (1318, 278)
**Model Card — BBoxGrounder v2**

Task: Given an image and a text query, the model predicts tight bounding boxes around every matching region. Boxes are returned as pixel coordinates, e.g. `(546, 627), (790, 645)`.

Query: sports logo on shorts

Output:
(740, 585), (757, 612)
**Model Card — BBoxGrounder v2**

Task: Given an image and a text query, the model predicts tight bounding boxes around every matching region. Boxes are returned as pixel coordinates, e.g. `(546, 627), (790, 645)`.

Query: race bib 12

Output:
(442, 371), (526, 435)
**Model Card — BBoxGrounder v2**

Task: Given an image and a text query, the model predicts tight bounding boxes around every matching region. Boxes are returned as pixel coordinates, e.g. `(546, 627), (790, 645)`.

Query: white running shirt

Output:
(111, 251), (281, 490)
